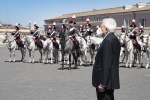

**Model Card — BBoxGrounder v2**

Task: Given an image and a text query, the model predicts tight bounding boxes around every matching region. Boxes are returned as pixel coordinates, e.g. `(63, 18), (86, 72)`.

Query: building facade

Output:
(44, 2), (150, 34)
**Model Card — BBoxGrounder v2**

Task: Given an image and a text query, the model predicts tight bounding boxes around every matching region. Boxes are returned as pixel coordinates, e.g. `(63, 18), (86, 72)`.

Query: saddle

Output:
(16, 38), (24, 47)
(131, 39), (141, 51)
(34, 38), (43, 48)
(70, 36), (80, 49)
(52, 38), (59, 49)
(131, 39), (138, 46)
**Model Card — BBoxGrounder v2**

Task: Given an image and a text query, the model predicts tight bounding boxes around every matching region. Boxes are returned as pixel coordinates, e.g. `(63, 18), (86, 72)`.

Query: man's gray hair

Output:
(102, 18), (117, 32)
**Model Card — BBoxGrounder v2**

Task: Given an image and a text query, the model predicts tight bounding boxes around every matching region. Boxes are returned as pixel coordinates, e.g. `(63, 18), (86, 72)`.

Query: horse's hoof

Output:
(13, 61), (15, 63)
(58, 68), (64, 70)
(68, 68), (71, 70)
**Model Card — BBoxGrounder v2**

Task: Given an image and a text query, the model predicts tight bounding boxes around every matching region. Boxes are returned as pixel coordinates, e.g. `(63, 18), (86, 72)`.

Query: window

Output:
(139, 18), (146, 27)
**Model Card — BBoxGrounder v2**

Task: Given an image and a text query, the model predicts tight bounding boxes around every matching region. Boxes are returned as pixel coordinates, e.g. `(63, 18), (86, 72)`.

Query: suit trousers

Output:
(96, 88), (114, 100)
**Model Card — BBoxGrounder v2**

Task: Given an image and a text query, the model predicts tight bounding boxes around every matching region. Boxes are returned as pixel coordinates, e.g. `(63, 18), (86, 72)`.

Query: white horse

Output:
(2, 33), (26, 62)
(43, 38), (53, 64)
(121, 34), (141, 68)
(76, 36), (87, 66)
(24, 35), (43, 63)
(141, 34), (150, 69)
(119, 33), (126, 63)
(85, 36), (103, 65)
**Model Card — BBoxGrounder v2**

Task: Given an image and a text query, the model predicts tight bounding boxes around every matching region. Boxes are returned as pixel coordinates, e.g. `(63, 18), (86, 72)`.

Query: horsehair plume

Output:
(140, 26), (143, 31)
(86, 18), (90, 24)
(121, 25), (124, 30)
(132, 19), (136, 25)
(80, 25), (83, 28)
(72, 15), (76, 21)
(53, 22), (56, 26)
(34, 22), (37, 27)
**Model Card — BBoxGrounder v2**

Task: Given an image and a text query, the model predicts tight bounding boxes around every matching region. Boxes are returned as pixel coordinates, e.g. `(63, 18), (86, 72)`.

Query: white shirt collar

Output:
(103, 33), (109, 40)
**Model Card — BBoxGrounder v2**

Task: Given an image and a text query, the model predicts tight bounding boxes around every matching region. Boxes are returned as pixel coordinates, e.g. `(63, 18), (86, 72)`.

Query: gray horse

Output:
(59, 30), (80, 70)
(2, 33), (26, 62)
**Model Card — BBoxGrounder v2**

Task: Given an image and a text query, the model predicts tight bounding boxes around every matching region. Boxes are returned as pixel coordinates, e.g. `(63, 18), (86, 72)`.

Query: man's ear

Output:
(105, 28), (108, 32)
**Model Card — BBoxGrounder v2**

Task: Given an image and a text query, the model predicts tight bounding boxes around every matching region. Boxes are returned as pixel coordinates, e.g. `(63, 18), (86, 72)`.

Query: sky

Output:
(0, 0), (150, 27)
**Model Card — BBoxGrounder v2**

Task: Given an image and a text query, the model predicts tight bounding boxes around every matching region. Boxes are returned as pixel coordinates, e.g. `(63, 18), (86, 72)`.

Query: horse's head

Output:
(119, 33), (126, 43)
(86, 36), (92, 47)
(2, 33), (8, 43)
(59, 31), (67, 44)
(143, 35), (149, 45)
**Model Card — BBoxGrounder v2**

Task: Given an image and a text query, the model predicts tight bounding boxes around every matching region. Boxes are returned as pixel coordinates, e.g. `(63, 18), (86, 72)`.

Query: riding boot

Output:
(77, 49), (82, 56)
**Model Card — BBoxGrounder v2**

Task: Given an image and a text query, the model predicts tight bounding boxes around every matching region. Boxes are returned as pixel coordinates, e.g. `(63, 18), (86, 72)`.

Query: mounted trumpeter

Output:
(12, 23), (24, 48)
(129, 19), (141, 51)
(49, 22), (59, 49)
(84, 18), (93, 37)
(138, 26), (145, 51)
(32, 22), (43, 48)
(68, 15), (81, 54)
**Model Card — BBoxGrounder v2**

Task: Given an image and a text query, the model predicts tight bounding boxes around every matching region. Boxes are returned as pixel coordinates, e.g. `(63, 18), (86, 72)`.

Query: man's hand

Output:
(98, 85), (105, 92)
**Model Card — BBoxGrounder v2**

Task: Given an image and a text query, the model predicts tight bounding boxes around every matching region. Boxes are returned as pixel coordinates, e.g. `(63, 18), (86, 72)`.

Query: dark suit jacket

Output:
(92, 32), (121, 90)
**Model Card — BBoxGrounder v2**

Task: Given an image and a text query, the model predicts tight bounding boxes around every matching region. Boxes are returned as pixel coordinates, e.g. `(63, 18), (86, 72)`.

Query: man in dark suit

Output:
(92, 18), (121, 100)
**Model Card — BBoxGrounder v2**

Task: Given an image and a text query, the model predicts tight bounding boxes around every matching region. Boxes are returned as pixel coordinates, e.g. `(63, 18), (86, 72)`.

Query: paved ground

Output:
(0, 47), (150, 100)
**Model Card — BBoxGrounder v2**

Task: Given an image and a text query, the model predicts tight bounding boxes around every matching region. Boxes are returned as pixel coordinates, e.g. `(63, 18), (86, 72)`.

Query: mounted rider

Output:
(32, 22), (43, 48)
(79, 25), (86, 37)
(120, 25), (126, 47)
(138, 26), (145, 51)
(129, 19), (141, 51)
(68, 15), (81, 54)
(84, 18), (93, 38)
(46, 25), (52, 37)
(95, 25), (102, 37)
(49, 22), (59, 49)
(13, 23), (24, 48)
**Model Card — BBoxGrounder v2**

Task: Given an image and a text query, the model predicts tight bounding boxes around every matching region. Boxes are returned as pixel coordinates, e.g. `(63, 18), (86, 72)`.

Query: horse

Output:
(2, 33), (26, 62)
(76, 36), (87, 66)
(23, 35), (43, 63)
(59, 30), (80, 70)
(140, 34), (150, 69)
(42, 38), (53, 64)
(119, 33), (126, 63)
(85, 36), (103, 65)
(121, 34), (141, 68)
(52, 39), (60, 63)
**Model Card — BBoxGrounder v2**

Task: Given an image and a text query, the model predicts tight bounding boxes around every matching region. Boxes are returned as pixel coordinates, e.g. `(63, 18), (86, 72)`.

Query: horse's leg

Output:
(56, 50), (59, 63)
(46, 50), (49, 64)
(68, 53), (71, 70)
(23, 47), (26, 62)
(119, 47), (123, 63)
(32, 50), (34, 64)
(59, 49), (64, 70)
(84, 49), (87, 66)
(90, 50), (94, 65)
(137, 50), (141, 64)
(13, 49), (15, 63)
(9, 49), (12, 62)
(129, 50), (133, 68)
(39, 49), (42, 63)
(20, 48), (23, 62)
(146, 50), (149, 69)
(125, 50), (129, 68)
(122, 51), (125, 63)
(43, 49), (46, 64)
(140, 51), (144, 67)
(50, 49), (53, 64)
(59, 50), (62, 62)
(29, 50), (31, 63)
